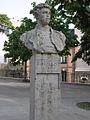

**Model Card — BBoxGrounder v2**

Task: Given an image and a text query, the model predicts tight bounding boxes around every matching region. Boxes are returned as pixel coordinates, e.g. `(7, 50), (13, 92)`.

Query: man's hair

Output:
(33, 3), (50, 19)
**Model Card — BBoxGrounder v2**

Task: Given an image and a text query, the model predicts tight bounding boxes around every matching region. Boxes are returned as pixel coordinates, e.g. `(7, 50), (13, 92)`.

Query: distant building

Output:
(0, 24), (9, 76)
(61, 28), (90, 83)
(0, 23), (24, 78)
(61, 29), (75, 83)
(0, 33), (8, 64)
(0, 24), (9, 64)
(0, 23), (9, 35)
(0, 55), (8, 64)
(75, 29), (90, 83)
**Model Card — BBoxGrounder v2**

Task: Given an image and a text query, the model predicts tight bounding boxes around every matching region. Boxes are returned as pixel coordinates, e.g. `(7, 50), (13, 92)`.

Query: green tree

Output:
(66, 0), (90, 65)
(45, 0), (79, 56)
(0, 14), (13, 29)
(46, 0), (90, 64)
(3, 17), (35, 81)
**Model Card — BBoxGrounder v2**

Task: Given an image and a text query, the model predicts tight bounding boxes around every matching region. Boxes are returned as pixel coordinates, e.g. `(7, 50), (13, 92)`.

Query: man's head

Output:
(34, 3), (51, 25)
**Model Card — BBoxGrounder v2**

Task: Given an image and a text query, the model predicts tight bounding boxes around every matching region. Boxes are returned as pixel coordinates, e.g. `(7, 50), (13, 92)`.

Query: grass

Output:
(76, 102), (90, 110)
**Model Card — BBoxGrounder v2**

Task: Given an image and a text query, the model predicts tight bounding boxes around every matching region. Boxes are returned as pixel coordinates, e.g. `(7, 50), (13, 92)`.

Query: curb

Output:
(61, 82), (90, 86)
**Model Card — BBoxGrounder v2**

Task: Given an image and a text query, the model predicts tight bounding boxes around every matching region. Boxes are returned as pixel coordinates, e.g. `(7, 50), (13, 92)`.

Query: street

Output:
(0, 80), (30, 120)
(0, 79), (90, 120)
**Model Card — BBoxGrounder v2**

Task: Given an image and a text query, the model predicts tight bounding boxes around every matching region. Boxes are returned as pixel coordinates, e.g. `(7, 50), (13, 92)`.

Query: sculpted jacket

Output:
(20, 26), (66, 54)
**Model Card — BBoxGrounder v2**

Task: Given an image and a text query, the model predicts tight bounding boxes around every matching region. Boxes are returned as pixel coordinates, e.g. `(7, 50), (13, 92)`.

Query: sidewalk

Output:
(0, 79), (90, 120)
(60, 83), (90, 120)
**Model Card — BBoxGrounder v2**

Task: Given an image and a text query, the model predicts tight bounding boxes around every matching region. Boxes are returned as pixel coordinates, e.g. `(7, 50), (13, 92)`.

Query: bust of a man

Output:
(20, 3), (66, 54)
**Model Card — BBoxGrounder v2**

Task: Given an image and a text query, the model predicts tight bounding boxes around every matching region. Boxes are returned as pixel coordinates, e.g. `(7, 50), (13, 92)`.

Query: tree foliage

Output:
(46, 0), (90, 64)
(3, 17), (35, 65)
(45, 0), (79, 56)
(3, 17), (35, 80)
(64, 0), (90, 65)
(0, 14), (13, 29)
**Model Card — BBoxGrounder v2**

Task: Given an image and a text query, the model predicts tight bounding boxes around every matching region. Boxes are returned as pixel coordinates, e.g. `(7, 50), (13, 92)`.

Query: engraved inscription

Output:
(36, 54), (61, 73)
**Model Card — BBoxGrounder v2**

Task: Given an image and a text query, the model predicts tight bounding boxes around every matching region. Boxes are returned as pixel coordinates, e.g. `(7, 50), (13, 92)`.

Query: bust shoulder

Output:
(20, 29), (36, 49)
(24, 29), (36, 39)
(53, 30), (66, 39)
(20, 29), (32, 41)
(53, 29), (66, 47)
(50, 29), (66, 51)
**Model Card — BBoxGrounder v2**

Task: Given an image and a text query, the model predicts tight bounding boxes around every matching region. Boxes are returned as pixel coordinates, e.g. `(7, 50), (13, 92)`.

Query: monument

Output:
(20, 3), (66, 120)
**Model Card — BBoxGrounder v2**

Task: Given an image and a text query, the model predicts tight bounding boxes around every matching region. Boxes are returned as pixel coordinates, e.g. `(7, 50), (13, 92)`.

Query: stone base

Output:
(30, 53), (61, 120)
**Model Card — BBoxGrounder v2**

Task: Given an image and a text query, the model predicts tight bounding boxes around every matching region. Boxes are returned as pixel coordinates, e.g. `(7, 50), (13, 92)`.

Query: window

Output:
(62, 70), (67, 81)
(61, 56), (67, 64)
(4, 56), (8, 63)
(70, 29), (74, 36)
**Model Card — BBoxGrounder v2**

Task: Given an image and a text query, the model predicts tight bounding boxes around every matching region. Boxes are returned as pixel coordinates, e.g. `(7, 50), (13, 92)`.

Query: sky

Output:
(0, 0), (45, 57)
(0, 0), (45, 21)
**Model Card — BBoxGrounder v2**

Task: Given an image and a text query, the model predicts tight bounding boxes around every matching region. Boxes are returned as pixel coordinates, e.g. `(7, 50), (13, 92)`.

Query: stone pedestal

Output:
(30, 53), (61, 120)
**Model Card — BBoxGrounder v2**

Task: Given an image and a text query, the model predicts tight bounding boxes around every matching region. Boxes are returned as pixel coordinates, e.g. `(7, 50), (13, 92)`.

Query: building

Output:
(0, 24), (9, 76)
(61, 29), (75, 83)
(61, 28), (90, 83)
(61, 48), (75, 83)
(0, 23), (9, 35)
(74, 29), (90, 83)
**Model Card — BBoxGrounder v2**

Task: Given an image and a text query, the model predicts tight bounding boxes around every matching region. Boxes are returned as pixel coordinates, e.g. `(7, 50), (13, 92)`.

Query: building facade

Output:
(61, 29), (90, 83)
(74, 29), (90, 83)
